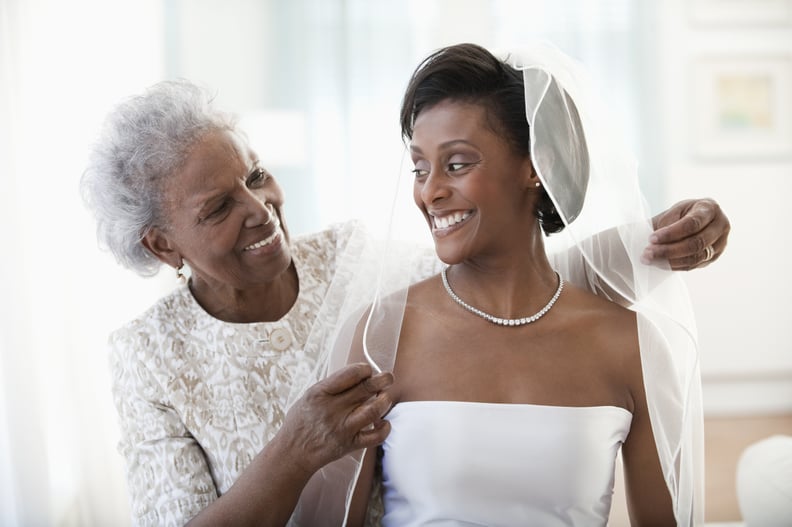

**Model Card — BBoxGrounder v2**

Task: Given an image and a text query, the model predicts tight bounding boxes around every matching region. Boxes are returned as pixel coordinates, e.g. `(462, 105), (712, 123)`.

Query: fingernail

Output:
(370, 372), (394, 389)
(649, 234), (659, 244)
(640, 250), (652, 265)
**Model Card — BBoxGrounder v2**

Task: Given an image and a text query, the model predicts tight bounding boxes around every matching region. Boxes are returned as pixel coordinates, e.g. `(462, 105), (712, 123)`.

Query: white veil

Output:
(506, 43), (703, 525)
(288, 42), (703, 526)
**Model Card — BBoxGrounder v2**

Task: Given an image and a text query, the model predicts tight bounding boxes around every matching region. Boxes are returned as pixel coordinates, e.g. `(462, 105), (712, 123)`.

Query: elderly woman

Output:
(81, 79), (729, 526)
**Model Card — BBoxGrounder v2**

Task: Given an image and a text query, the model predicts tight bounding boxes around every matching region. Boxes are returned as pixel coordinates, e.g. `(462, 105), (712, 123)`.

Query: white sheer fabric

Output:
(0, 1), (164, 525)
(509, 44), (702, 524)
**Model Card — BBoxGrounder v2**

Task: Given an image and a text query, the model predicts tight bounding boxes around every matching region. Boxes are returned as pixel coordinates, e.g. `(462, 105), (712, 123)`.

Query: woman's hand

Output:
(185, 364), (392, 527)
(279, 362), (394, 478)
(644, 197), (730, 270)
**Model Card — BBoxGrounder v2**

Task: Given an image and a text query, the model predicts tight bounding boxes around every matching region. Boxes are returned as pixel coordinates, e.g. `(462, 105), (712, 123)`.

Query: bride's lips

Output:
(430, 210), (474, 235)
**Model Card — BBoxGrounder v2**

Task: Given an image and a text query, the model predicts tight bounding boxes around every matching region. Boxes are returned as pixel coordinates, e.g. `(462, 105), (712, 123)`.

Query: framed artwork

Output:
(692, 56), (792, 159)
(690, 0), (792, 26)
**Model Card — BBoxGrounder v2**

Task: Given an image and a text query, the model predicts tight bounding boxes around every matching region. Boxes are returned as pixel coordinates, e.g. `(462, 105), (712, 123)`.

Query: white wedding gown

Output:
(380, 401), (631, 527)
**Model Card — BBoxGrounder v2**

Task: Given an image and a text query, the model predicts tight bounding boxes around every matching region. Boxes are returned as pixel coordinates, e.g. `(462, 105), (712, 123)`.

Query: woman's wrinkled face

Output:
(409, 100), (536, 265)
(159, 129), (292, 291)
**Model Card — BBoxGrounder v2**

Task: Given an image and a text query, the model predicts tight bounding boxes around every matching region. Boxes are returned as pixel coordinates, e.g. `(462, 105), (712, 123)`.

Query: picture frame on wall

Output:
(689, 0), (792, 26)
(692, 56), (792, 160)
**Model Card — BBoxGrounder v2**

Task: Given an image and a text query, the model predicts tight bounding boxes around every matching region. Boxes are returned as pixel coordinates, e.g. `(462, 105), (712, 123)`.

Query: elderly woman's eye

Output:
(248, 168), (268, 187)
(198, 200), (230, 223)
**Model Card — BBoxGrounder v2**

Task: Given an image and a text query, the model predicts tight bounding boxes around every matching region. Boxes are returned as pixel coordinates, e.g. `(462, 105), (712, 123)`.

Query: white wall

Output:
(656, 0), (792, 415)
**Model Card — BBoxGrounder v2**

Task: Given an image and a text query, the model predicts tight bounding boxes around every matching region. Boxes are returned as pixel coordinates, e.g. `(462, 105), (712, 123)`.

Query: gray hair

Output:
(81, 79), (236, 276)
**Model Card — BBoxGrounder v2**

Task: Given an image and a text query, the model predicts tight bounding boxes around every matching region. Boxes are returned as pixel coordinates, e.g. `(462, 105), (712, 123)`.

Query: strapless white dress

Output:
(381, 401), (632, 527)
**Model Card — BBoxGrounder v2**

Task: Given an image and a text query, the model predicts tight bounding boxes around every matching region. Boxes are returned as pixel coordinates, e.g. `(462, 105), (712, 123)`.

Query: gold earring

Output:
(176, 262), (187, 284)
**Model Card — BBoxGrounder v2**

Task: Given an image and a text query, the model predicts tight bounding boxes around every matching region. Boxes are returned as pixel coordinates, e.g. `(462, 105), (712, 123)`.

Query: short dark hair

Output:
(399, 43), (565, 235)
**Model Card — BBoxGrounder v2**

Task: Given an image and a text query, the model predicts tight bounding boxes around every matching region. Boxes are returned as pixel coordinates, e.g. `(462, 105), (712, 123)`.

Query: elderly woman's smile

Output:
(242, 218), (282, 252)
(242, 208), (284, 254)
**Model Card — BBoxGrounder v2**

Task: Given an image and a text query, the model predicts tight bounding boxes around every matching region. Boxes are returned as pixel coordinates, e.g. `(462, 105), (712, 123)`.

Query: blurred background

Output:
(1, 0), (790, 525)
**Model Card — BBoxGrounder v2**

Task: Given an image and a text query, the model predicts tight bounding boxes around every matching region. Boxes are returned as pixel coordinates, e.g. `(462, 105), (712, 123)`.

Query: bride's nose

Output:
(420, 169), (451, 205)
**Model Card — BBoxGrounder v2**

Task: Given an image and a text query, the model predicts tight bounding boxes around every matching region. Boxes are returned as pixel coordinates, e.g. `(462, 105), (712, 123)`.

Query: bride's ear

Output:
(524, 146), (554, 189)
(526, 165), (542, 189)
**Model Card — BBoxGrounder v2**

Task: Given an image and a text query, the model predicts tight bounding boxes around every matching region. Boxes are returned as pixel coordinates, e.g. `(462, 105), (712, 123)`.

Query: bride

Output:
(343, 43), (702, 526)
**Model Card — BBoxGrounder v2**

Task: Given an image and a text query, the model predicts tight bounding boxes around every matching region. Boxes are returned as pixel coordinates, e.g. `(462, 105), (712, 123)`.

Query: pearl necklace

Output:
(441, 268), (564, 327)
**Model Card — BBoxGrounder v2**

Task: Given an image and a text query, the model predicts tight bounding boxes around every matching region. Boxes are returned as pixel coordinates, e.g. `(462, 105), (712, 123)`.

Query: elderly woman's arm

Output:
(550, 197), (731, 306)
(186, 364), (393, 527)
(111, 331), (392, 527)
(111, 334), (217, 526)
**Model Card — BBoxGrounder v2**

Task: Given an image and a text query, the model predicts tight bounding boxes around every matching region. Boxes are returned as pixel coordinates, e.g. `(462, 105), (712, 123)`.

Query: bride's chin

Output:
(433, 247), (462, 266)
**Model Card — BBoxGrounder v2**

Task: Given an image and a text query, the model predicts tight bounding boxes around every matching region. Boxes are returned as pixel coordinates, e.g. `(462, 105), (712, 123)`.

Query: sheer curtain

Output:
(0, 1), (644, 525)
(1, 1), (169, 525)
(164, 0), (647, 238)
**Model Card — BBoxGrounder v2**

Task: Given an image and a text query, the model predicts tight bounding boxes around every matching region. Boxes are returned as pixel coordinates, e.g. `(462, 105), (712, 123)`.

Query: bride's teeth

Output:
(433, 211), (471, 230)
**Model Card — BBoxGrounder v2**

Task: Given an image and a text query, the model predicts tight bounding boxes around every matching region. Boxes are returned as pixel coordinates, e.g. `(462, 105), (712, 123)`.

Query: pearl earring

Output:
(535, 182), (541, 188)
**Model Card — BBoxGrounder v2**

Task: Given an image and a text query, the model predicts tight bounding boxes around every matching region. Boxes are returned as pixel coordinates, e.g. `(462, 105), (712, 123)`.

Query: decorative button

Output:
(269, 328), (292, 351)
